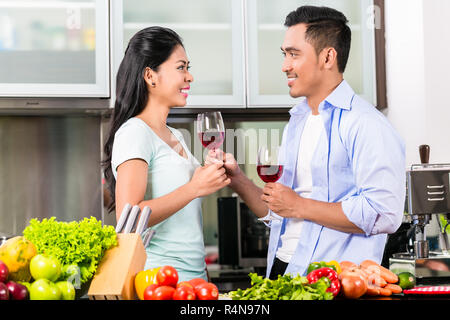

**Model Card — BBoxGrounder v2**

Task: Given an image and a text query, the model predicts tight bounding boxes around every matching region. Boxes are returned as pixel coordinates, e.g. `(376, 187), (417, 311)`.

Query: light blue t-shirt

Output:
(111, 117), (207, 282)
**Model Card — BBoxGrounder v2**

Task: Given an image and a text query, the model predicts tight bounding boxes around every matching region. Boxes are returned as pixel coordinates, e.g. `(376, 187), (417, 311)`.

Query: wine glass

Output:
(257, 145), (284, 221)
(257, 145), (284, 183)
(197, 111), (225, 159)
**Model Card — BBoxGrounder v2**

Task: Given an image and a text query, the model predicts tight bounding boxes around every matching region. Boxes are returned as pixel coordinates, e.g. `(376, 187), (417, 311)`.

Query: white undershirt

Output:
(276, 113), (325, 263)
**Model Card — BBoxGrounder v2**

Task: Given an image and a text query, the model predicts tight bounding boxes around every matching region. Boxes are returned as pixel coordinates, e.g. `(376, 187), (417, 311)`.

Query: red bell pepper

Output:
(307, 267), (341, 297)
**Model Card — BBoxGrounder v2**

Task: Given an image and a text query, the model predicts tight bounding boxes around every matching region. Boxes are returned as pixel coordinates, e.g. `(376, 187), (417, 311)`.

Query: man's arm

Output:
(206, 150), (269, 219)
(229, 170), (269, 219)
(261, 182), (364, 233)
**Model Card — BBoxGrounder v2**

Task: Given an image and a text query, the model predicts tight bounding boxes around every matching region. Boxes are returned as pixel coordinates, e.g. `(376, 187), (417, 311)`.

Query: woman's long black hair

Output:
(102, 26), (184, 212)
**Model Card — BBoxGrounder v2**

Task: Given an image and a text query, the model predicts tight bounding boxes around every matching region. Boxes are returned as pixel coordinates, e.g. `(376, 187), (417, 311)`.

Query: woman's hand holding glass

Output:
(205, 149), (241, 186)
(189, 162), (231, 198)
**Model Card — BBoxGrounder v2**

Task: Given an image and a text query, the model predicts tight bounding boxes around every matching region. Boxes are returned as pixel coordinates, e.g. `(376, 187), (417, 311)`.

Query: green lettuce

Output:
(229, 273), (334, 300)
(23, 216), (117, 284)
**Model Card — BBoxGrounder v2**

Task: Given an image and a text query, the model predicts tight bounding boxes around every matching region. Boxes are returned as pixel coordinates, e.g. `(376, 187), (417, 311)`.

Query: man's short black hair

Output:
(284, 6), (351, 73)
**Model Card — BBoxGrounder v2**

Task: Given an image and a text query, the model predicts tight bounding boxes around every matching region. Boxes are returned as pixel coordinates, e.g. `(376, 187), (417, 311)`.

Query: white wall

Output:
(384, 0), (450, 166)
(422, 0), (450, 164)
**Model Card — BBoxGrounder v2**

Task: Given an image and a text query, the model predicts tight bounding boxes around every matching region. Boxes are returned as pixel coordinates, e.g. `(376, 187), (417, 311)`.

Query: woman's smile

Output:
(180, 86), (190, 98)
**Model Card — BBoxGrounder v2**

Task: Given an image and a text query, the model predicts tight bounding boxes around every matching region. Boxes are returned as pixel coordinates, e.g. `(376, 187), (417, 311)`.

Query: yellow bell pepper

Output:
(327, 260), (341, 274)
(134, 267), (160, 300)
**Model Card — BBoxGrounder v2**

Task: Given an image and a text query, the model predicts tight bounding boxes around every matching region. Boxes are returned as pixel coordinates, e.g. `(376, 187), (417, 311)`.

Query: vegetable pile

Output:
(137, 265), (219, 300)
(23, 217), (117, 285)
(338, 259), (403, 298)
(229, 273), (334, 300)
(228, 259), (410, 300)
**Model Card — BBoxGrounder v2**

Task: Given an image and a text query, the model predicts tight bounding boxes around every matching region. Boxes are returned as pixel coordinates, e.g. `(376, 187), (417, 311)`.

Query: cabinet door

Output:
(0, 0), (110, 98)
(246, 0), (376, 108)
(118, 0), (245, 108)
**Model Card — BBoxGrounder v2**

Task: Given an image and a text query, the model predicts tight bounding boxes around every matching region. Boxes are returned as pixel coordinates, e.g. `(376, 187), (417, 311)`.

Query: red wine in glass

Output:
(198, 131), (225, 150)
(197, 111), (225, 155)
(257, 146), (283, 182)
(257, 164), (284, 183)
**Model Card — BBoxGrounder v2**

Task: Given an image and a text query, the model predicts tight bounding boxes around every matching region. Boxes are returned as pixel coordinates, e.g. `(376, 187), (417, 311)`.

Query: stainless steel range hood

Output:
(0, 114), (108, 236)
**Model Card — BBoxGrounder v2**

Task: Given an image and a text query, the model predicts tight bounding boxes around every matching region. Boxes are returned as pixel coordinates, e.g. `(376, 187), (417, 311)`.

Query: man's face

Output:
(281, 23), (322, 98)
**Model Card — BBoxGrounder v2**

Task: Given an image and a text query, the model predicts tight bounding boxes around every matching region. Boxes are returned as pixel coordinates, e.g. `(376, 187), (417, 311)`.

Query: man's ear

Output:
(321, 47), (338, 71)
(144, 67), (157, 88)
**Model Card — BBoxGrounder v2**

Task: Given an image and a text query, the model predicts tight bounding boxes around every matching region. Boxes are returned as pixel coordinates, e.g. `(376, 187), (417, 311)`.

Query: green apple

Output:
(56, 281), (75, 300)
(29, 279), (61, 300)
(30, 254), (61, 281)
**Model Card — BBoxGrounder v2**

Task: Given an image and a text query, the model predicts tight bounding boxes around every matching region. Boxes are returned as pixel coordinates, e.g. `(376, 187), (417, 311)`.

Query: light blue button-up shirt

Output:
(266, 80), (406, 278)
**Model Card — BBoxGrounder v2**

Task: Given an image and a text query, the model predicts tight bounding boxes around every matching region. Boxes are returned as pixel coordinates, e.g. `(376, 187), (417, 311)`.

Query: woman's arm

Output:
(115, 159), (230, 226)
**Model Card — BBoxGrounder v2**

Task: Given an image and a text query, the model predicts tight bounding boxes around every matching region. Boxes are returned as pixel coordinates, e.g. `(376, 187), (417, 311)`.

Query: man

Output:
(211, 6), (406, 279)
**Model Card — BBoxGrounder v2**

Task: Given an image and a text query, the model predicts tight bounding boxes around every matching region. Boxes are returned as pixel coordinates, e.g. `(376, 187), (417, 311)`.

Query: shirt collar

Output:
(288, 79), (355, 116)
(289, 98), (310, 116)
(324, 79), (354, 111)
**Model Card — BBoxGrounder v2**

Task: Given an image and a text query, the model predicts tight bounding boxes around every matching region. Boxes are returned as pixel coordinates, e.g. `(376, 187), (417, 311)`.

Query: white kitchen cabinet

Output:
(116, 0), (379, 109)
(0, 0), (110, 98)
(0, 0), (380, 107)
(116, 0), (245, 108)
(246, 0), (377, 108)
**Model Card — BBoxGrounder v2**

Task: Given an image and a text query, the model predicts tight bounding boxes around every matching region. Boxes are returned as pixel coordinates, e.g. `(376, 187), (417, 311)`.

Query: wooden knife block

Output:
(88, 233), (147, 300)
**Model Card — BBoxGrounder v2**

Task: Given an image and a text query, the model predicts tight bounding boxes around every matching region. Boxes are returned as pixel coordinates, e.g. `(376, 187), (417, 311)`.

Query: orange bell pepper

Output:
(134, 267), (160, 300)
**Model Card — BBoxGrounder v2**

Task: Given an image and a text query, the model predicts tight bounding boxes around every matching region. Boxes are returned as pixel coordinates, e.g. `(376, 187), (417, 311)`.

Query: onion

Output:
(340, 275), (367, 299)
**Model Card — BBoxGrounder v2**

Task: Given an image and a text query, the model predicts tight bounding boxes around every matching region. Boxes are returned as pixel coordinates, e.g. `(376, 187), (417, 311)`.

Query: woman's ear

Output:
(144, 67), (157, 88)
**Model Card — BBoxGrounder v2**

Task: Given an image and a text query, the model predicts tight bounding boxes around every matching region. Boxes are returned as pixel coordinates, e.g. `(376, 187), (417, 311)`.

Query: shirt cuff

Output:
(341, 196), (379, 236)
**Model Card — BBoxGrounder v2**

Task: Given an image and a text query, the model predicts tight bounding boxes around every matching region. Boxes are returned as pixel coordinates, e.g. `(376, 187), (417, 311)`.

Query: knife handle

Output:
(115, 203), (132, 233)
(143, 229), (155, 247)
(135, 206), (151, 235)
(123, 205), (140, 233)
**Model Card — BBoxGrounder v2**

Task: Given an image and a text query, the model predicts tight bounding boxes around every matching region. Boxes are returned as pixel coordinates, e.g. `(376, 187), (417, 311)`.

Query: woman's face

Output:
(150, 44), (193, 107)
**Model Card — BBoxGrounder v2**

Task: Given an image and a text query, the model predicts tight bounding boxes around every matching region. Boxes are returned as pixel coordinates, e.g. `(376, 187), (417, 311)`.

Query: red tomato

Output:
(143, 284), (159, 300)
(156, 266), (179, 287)
(153, 286), (176, 300)
(173, 286), (196, 300)
(188, 278), (207, 290)
(176, 281), (194, 289)
(194, 282), (219, 300)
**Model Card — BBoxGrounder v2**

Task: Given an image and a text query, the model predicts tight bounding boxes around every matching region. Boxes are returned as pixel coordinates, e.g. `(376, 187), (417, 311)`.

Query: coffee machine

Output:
(389, 145), (450, 283)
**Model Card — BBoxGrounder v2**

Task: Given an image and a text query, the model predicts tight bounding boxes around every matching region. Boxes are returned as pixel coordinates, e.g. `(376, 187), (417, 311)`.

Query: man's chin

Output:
(288, 89), (304, 99)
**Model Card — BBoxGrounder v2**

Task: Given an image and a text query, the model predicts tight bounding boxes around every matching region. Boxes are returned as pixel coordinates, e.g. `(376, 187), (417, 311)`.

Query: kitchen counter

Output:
(207, 265), (257, 293)
(208, 264), (450, 300)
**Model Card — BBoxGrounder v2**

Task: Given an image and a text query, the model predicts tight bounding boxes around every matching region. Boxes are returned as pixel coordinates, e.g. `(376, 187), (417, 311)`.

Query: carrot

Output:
(356, 267), (371, 279)
(378, 287), (392, 296)
(385, 283), (402, 294)
(360, 260), (398, 284)
(367, 273), (387, 288)
(340, 266), (369, 282)
(365, 285), (381, 296)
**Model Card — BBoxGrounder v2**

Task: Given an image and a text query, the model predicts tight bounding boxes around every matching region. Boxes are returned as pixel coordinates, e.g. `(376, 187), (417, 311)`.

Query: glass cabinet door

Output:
(118, 0), (245, 108)
(246, 0), (376, 108)
(0, 0), (109, 97)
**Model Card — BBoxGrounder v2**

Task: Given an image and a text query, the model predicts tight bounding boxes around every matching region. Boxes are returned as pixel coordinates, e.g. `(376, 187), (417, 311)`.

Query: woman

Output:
(103, 26), (230, 281)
